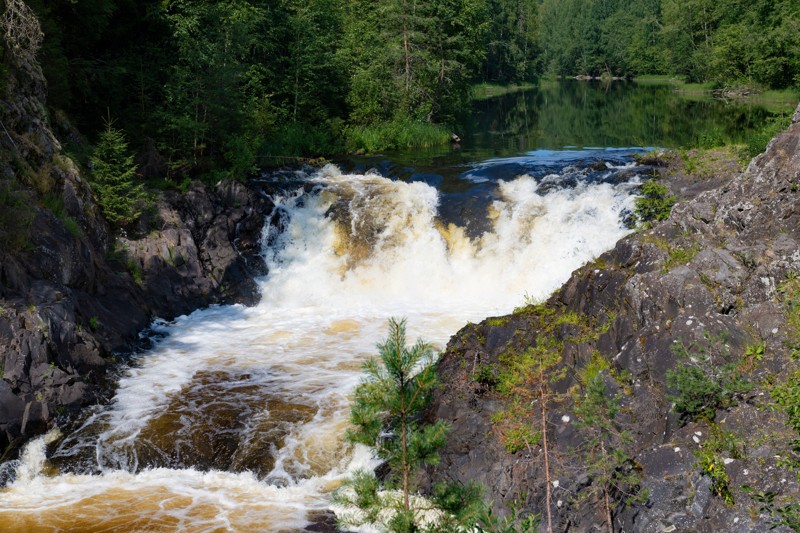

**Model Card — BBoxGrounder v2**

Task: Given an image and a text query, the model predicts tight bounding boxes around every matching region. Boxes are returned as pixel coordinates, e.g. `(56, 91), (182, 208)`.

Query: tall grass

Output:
(344, 119), (451, 153)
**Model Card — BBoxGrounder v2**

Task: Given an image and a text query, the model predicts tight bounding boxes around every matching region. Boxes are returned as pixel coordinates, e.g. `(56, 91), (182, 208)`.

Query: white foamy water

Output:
(0, 163), (639, 531)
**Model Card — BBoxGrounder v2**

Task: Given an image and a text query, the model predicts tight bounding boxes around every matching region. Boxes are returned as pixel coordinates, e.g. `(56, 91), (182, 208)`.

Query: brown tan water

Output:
(0, 164), (641, 531)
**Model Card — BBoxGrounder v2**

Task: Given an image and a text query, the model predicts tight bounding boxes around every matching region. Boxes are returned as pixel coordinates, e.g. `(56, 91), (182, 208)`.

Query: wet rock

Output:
(305, 510), (350, 532)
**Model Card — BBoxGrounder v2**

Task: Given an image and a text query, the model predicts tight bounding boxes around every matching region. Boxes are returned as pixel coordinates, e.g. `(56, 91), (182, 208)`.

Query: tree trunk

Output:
(601, 441), (613, 533)
(402, 0), (411, 92)
(402, 419), (410, 512)
(541, 385), (553, 533)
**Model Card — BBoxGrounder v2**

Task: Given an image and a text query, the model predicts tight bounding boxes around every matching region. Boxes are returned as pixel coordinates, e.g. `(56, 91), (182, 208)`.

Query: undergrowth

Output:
(694, 424), (745, 505)
(743, 112), (793, 158)
(634, 180), (675, 225)
(667, 331), (752, 422)
(344, 119), (451, 153)
(0, 175), (34, 251)
(42, 192), (82, 238)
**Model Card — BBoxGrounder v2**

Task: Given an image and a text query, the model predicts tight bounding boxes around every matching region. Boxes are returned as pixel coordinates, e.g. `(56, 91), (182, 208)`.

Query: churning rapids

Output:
(0, 151), (649, 531)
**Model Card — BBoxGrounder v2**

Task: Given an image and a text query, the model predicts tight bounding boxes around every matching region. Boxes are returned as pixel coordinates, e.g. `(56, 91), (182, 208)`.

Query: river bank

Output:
(424, 102), (800, 532)
(0, 171), (272, 460)
(633, 75), (800, 113)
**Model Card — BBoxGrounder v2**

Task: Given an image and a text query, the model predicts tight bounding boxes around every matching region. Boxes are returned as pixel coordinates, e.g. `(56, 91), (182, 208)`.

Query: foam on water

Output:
(0, 161), (641, 530)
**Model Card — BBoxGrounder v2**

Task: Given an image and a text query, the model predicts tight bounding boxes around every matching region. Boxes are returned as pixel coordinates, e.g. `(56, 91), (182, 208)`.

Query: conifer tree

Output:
(573, 374), (647, 533)
(90, 122), (143, 227)
(337, 318), (473, 531)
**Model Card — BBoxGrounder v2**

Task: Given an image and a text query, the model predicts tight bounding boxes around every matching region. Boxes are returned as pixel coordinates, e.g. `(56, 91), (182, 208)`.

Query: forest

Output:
(5, 0), (800, 180)
(539, 0), (800, 87)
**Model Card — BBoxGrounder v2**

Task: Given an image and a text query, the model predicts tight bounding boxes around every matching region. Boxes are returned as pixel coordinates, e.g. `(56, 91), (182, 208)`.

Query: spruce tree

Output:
(90, 122), (143, 227)
(337, 318), (475, 532)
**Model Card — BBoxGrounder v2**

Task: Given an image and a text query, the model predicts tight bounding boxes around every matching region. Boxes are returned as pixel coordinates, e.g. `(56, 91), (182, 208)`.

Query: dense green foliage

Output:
(11, 0), (542, 177)
(634, 180), (676, 225)
(90, 123), (143, 226)
(540, 0), (663, 78)
(666, 333), (752, 422)
(481, 0), (540, 83)
(2, 0), (796, 182)
(341, 0), (488, 125)
(337, 318), (455, 531)
(540, 0), (800, 89)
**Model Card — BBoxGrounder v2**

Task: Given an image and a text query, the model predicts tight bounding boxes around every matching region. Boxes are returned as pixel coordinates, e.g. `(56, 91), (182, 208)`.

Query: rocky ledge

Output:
(0, 166), (272, 459)
(425, 104), (800, 532)
(1, 44), (274, 460)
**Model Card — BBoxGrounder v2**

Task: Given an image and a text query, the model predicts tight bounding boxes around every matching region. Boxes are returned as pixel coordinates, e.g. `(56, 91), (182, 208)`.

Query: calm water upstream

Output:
(0, 81), (787, 532)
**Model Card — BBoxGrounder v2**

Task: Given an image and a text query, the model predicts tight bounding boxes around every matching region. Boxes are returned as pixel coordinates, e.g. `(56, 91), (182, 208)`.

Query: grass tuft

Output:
(345, 119), (451, 153)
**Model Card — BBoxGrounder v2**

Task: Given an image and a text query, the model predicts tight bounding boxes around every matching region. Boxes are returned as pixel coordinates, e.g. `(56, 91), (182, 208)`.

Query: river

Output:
(0, 81), (787, 532)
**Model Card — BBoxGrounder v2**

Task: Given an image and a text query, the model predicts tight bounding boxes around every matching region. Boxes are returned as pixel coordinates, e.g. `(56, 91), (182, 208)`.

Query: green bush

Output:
(694, 425), (744, 505)
(696, 128), (726, 149)
(743, 113), (792, 159)
(474, 363), (499, 388)
(667, 334), (752, 422)
(634, 180), (676, 225)
(742, 486), (800, 531)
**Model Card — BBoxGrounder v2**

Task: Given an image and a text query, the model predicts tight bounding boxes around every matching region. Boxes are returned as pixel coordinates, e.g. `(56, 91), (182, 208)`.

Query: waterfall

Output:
(0, 157), (641, 530)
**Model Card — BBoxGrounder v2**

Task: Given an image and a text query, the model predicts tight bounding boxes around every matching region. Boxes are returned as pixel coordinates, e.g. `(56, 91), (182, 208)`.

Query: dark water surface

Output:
(336, 79), (786, 192)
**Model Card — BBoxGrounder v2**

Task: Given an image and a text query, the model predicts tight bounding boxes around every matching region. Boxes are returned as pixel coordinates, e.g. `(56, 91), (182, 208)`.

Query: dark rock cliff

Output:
(0, 175), (272, 460)
(0, 55), (272, 460)
(426, 104), (800, 532)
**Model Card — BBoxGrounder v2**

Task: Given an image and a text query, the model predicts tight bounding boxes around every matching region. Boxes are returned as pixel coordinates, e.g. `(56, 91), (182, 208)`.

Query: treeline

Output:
(540, 0), (800, 89)
(18, 0), (539, 179)
(7, 0), (798, 180)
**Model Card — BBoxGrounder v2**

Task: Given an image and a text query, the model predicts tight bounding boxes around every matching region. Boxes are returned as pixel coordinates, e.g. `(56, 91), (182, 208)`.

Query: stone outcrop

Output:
(1, 39), (275, 459)
(0, 168), (271, 459)
(426, 104), (800, 532)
